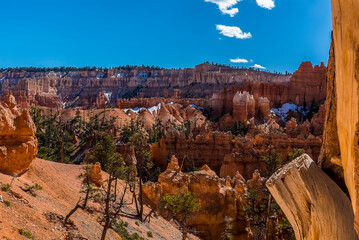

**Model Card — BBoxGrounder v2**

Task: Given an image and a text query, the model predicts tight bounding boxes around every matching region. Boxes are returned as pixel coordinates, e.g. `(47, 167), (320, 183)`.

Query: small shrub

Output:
(4, 200), (10, 207)
(147, 231), (153, 238)
(112, 220), (144, 240)
(18, 228), (35, 239)
(135, 221), (140, 226)
(23, 183), (43, 196)
(222, 217), (233, 240)
(131, 233), (144, 240)
(288, 148), (305, 161)
(263, 149), (281, 177)
(1, 183), (11, 192)
(229, 121), (248, 137)
(161, 190), (201, 240)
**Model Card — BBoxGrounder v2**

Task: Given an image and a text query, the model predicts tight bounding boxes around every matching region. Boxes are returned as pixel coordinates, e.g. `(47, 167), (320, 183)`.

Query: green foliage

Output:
(199, 107), (213, 121)
(80, 113), (117, 145)
(129, 128), (153, 182)
(147, 119), (165, 143)
(91, 134), (124, 176)
(243, 188), (265, 225)
(120, 119), (144, 143)
(150, 166), (162, 182)
(77, 164), (101, 200)
(30, 106), (119, 164)
(288, 148), (305, 161)
(30, 107), (76, 163)
(112, 220), (145, 240)
(285, 100), (321, 123)
(147, 231), (153, 238)
(261, 148), (296, 239)
(4, 200), (11, 207)
(18, 228), (35, 239)
(183, 120), (192, 139)
(184, 159), (199, 172)
(23, 183), (42, 196)
(122, 86), (142, 99)
(161, 190), (201, 221)
(229, 121), (248, 137)
(270, 200), (295, 239)
(263, 149), (281, 177)
(135, 221), (140, 226)
(1, 183), (11, 192)
(222, 218), (233, 240)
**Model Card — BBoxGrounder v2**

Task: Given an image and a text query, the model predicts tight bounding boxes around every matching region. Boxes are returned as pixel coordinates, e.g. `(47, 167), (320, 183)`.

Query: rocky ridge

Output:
(0, 62), (326, 110)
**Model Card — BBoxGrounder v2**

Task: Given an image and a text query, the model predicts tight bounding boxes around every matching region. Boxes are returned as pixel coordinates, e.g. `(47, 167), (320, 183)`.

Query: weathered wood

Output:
(267, 154), (358, 240)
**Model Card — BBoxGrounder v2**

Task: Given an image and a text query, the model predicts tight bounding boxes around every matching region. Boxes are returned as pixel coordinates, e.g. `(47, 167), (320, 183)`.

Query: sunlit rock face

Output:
(0, 61), (326, 110)
(143, 155), (268, 240)
(89, 162), (103, 187)
(288, 61), (327, 106)
(331, 0), (359, 233)
(0, 77), (61, 108)
(0, 92), (38, 175)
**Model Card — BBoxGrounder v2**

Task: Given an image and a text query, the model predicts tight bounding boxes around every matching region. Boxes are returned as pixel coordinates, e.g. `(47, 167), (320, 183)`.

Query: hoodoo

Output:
(0, 92), (37, 175)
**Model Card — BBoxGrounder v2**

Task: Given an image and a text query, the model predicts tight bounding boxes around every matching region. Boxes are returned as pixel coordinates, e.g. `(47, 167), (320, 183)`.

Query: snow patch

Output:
(271, 103), (309, 121)
(191, 104), (204, 110)
(104, 92), (112, 102)
(124, 103), (161, 116)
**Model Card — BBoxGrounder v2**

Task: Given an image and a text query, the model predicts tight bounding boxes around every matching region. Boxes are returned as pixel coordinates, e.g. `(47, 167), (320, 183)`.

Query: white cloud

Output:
(205, 0), (242, 17)
(256, 0), (275, 10)
(230, 58), (248, 63)
(216, 25), (252, 39)
(252, 64), (266, 69)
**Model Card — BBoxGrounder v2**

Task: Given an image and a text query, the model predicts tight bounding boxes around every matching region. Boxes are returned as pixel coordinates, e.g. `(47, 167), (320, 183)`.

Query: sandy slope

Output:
(0, 158), (199, 240)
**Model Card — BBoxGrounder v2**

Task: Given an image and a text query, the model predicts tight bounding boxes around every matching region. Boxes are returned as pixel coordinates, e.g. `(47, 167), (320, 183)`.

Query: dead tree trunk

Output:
(266, 154), (358, 240)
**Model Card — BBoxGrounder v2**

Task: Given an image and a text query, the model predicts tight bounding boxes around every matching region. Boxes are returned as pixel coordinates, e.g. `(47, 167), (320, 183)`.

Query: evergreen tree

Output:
(161, 190), (201, 240)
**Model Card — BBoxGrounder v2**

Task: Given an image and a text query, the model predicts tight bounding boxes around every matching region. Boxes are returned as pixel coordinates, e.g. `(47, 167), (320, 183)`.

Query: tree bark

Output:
(64, 203), (80, 224)
(181, 223), (188, 240)
(264, 193), (272, 240)
(101, 176), (113, 240)
(266, 154), (358, 240)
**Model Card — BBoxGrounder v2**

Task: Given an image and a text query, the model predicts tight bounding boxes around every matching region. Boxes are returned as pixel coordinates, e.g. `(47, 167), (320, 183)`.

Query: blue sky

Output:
(0, 0), (332, 73)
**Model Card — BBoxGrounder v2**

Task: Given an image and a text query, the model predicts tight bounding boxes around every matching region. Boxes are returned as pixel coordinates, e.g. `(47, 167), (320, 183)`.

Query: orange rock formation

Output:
(0, 92), (38, 175)
(143, 155), (268, 239)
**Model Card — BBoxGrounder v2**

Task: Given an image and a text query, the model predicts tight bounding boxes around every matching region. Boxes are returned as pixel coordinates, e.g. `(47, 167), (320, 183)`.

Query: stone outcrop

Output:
(143, 156), (268, 240)
(288, 61), (327, 106)
(232, 91), (255, 122)
(152, 131), (233, 173)
(310, 104), (325, 136)
(0, 92), (38, 175)
(219, 137), (267, 180)
(152, 126), (322, 179)
(0, 77), (61, 108)
(89, 162), (103, 186)
(258, 97), (270, 119)
(119, 91), (270, 124)
(286, 118), (298, 138)
(267, 154), (358, 240)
